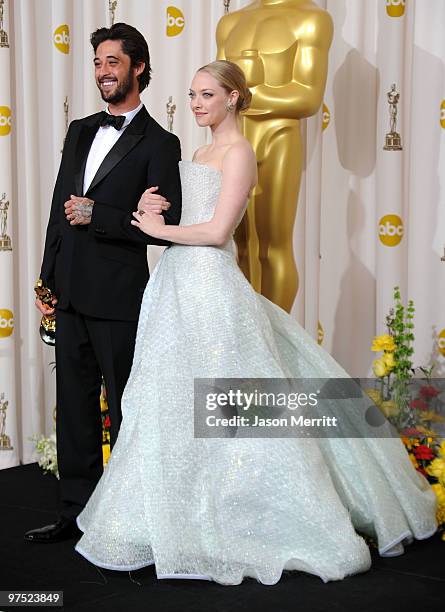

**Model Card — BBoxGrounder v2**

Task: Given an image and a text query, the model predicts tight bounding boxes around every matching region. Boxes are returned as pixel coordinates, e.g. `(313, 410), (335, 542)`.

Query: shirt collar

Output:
(105, 102), (143, 128)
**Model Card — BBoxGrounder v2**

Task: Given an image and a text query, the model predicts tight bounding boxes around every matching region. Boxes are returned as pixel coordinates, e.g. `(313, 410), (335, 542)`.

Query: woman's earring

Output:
(226, 102), (235, 113)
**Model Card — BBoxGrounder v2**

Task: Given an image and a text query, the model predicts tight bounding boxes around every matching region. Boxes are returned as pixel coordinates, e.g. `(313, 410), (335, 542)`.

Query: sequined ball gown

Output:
(75, 161), (437, 585)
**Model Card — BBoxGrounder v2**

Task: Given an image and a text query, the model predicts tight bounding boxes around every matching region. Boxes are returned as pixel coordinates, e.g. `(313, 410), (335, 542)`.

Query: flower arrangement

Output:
(369, 286), (445, 540)
(101, 383), (111, 465)
(371, 286), (416, 429)
(31, 431), (58, 478)
(33, 380), (111, 477)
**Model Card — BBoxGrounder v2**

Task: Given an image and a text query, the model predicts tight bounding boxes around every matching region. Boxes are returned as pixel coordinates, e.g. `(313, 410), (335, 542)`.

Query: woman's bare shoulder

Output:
(223, 137), (256, 166)
(222, 138), (257, 188)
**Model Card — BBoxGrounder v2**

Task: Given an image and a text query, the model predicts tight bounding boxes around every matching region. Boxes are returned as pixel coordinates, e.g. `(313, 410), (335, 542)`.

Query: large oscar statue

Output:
(217, 0), (333, 311)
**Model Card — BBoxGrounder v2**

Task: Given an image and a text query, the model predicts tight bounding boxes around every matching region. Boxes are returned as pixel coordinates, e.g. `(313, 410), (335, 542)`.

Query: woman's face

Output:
(189, 70), (237, 128)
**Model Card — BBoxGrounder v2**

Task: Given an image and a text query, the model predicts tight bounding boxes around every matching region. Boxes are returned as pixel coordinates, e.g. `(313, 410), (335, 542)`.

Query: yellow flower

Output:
(401, 436), (419, 450)
(438, 441), (445, 459)
(100, 395), (108, 412)
(419, 411), (445, 423)
(380, 400), (399, 418)
(372, 357), (389, 378)
(382, 352), (396, 371)
(102, 443), (111, 466)
(364, 388), (383, 407)
(408, 453), (419, 469)
(436, 499), (445, 526)
(431, 483), (445, 507)
(427, 458), (445, 487)
(415, 425), (438, 437)
(371, 334), (396, 352)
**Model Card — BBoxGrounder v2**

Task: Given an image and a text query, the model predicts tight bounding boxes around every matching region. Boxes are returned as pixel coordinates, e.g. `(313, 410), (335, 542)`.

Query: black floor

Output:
(1, 463), (444, 612)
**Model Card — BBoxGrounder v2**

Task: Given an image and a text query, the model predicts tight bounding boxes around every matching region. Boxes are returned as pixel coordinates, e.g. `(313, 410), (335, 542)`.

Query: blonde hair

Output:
(198, 60), (252, 112)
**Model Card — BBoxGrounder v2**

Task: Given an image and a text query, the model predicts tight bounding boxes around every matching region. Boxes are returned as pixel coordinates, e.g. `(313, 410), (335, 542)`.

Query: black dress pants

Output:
(55, 307), (138, 519)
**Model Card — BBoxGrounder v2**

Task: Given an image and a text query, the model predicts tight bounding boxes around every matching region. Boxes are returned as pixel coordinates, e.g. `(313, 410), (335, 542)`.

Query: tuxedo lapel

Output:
(74, 118), (101, 196)
(85, 106), (149, 196)
(85, 133), (143, 195)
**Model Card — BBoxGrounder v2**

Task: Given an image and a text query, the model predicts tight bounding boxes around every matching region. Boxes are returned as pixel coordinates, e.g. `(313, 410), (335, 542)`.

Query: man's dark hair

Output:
(90, 23), (151, 92)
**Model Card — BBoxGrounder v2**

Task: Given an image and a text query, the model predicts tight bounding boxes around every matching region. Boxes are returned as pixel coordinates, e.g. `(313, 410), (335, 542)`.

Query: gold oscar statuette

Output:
(166, 96), (177, 133)
(34, 279), (56, 346)
(217, 0), (333, 312)
(61, 96), (69, 153)
(0, 393), (13, 451)
(383, 83), (403, 151)
(0, 193), (12, 251)
(108, 0), (117, 26)
(0, 0), (9, 48)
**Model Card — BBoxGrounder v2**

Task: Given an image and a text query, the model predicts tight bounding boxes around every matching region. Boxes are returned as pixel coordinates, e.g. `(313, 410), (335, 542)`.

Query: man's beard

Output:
(98, 67), (135, 104)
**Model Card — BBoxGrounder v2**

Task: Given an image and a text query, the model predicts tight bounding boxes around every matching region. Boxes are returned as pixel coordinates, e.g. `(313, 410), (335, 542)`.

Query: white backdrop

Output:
(0, 0), (444, 469)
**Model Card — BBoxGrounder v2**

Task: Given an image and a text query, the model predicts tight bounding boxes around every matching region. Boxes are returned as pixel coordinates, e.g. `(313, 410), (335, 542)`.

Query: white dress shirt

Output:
(83, 102), (143, 195)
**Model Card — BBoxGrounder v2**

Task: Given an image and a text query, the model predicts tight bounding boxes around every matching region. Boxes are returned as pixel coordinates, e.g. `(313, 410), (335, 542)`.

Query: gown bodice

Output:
(179, 161), (222, 225)
(178, 161), (238, 255)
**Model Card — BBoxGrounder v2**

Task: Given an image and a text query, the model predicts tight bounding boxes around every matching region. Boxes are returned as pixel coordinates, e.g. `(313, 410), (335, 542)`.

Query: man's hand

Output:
(64, 195), (94, 225)
(137, 187), (171, 215)
(35, 296), (58, 316)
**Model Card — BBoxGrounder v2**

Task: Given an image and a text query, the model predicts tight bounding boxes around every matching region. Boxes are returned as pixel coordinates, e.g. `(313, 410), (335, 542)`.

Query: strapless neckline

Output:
(179, 160), (222, 176)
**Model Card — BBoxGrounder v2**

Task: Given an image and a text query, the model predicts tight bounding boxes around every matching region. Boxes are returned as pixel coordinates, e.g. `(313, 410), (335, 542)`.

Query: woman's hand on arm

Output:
(131, 209), (166, 235)
(131, 143), (256, 246)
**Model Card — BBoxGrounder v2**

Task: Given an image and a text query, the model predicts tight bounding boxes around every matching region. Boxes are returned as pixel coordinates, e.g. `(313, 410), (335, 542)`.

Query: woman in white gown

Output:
(75, 61), (437, 585)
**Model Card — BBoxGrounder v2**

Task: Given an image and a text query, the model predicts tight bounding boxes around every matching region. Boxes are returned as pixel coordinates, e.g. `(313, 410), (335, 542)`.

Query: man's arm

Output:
(88, 134), (182, 245)
(40, 121), (76, 292)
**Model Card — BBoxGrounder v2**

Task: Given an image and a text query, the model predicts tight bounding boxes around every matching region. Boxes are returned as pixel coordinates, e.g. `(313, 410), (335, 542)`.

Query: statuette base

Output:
(384, 132), (403, 151)
(0, 434), (13, 450)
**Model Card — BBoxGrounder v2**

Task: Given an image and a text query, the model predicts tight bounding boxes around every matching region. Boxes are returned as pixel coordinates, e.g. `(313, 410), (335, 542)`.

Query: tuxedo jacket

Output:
(40, 106), (182, 321)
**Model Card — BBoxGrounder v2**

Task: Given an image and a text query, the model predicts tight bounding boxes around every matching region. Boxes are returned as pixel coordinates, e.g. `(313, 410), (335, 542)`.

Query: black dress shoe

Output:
(24, 518), (81, 543)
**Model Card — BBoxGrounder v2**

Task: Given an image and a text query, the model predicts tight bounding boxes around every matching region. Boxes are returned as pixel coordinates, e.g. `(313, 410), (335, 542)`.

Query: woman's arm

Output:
(131, 142), (256, 247)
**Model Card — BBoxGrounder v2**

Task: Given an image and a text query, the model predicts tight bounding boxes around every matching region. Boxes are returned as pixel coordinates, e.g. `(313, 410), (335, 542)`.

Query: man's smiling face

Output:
(94, 39), (138, 105)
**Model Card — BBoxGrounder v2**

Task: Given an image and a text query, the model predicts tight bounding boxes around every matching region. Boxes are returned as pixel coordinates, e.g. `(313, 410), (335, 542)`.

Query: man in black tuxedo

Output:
(25, 23), (181, 542)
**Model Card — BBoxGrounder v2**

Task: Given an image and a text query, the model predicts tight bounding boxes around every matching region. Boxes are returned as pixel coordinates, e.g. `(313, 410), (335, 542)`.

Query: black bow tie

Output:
(99, 112), (126, 130)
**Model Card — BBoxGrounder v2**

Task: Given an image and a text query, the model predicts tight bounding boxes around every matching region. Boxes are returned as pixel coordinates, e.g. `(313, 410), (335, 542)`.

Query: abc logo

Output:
(317, 321), (324, 346)
(378, 214), (404, 246)
(322, 103), (330, 131)
(386, 0), (405, 17)
(0, 309), (14, 338)
(440, 100), (445, 129)
(53, 24), (70, 54)
(167, 6), (185, 37)
(438, 329), (445, 356)
(0, 106), (12, 136)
